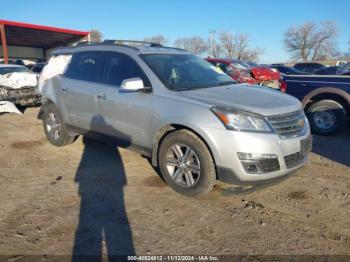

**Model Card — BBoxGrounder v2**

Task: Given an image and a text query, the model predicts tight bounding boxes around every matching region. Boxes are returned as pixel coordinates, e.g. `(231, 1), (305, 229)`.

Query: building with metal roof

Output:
(0, 20), (89, 63)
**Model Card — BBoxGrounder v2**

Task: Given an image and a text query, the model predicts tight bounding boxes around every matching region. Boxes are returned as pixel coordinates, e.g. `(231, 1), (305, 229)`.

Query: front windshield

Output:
(339, 62), (350, 73)
(238, 61), (252, 68)
(140, 54), (235, 90)
(0, 67), (30, 75)
(231, 61), (249, 70)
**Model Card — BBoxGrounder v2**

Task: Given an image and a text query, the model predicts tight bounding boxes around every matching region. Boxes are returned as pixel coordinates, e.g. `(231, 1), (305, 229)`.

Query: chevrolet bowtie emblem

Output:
(298, 118), (305, 127)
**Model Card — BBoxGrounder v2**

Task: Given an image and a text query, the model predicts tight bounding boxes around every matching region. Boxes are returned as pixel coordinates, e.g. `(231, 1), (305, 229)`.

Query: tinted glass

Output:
(103, 53), (150, 87)
(340, 62), (350, 73)
(231, 61), (248, 69)
(277, 66), (305, 75)
(141, 54), (235, 90)
(65, 52), (106, 82)
(0, 67), (31, 75)
(32, 63), (46, 73)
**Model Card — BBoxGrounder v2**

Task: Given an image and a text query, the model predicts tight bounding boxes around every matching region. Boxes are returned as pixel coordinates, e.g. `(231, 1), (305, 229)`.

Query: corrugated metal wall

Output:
(0, 45), (44, 59)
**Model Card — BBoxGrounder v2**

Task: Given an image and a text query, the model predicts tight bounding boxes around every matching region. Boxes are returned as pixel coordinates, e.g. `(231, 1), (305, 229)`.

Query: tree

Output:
(173, 37), (208, 55)
(219, 31), (262, 61)
(143, 35), (168, 45)
(219, 31), (235, 59)
(89, 29), (103, 42)
(284, 21), (338, 61)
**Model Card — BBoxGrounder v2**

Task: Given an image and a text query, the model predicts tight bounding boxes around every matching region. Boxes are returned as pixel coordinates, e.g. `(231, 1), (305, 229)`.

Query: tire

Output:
(42, 103), (78, 146)
(158, 129), (216, 197)
(306, 99), (347, 135)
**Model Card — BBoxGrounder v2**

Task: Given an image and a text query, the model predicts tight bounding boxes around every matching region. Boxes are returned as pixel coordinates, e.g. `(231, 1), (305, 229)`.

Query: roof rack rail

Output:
(103, 39), (163, 47)
(74, 41), (100, 46)
(161, 46), (186, 52)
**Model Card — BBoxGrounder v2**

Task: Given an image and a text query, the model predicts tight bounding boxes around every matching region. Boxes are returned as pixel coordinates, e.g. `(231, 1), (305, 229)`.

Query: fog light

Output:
(242, 162), (260, 173)
(238, 152), (280, 174)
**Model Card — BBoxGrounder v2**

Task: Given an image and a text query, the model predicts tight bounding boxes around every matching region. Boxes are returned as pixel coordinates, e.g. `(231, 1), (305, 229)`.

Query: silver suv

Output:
(38, 40), (312, 196)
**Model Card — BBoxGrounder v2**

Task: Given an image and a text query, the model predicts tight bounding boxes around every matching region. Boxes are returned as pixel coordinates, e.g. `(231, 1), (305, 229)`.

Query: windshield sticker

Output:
(210, 66), (225, 74)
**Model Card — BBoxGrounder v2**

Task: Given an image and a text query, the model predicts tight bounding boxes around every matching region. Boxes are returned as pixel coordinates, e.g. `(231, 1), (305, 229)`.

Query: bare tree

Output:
(219, 31), (262, 61)
(233, 34), (263, 61)
(89, 29), (103, 42)
(219, 31), (235, 59)
(284, 21), (338, 61)
(174, 37), (208, 55)
(143, 35), (168, 45)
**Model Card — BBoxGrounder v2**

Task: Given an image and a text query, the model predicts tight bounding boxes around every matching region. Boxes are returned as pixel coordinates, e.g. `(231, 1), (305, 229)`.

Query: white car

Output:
(0, 64), (40, 107)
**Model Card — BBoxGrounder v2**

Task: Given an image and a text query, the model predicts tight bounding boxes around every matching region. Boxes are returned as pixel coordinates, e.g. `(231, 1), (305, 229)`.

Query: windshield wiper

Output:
(171, 85), (211, 91)
(171, 81), (235, 91)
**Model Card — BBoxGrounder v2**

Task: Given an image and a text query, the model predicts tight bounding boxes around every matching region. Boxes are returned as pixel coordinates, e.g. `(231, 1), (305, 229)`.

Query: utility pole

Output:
(209, 29), (216, 57)
(0, 23), (8, 64)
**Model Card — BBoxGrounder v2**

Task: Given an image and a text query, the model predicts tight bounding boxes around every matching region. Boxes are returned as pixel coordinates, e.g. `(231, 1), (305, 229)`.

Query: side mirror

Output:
(120, 77), (151, 92)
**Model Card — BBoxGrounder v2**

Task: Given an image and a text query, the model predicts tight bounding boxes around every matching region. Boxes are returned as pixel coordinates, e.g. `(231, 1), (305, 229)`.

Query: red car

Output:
(205, 58), (282, 90)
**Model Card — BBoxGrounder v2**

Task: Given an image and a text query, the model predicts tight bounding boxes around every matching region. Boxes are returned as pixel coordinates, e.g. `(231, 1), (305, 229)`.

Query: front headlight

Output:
(211, 107), (273, 133)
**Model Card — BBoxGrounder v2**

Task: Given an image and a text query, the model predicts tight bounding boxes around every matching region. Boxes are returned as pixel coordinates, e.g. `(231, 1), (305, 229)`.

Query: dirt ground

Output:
(0, 108), (349, 258)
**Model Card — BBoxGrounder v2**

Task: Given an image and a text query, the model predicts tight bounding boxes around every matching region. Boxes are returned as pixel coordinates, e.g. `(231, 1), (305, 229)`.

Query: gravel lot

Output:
(0, 108), (349, 258)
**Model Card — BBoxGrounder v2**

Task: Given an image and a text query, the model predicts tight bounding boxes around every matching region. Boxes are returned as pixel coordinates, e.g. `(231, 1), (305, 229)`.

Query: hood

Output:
(179, 83), (302, 116)
(0, 72), (37, 89)
(250, 67), (280, 81)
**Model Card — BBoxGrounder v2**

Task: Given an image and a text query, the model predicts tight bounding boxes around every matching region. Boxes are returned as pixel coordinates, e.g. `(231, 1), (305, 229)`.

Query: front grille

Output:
(284, 152), (304, 169)
(259, 158), (280, 172)
(267, 110), (305, 138)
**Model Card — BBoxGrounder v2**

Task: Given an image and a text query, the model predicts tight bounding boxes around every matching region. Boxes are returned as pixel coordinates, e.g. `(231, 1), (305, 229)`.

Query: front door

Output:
(94, 52), (154, 149)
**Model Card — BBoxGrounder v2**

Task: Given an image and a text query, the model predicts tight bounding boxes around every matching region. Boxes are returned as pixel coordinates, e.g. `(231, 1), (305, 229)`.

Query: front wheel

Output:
(306, 99), (347, 135)
(158, 130), (216, 197)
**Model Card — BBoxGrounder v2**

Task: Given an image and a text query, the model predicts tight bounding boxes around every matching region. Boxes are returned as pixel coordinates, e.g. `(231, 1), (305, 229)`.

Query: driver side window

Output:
(103, 53), (150, 87)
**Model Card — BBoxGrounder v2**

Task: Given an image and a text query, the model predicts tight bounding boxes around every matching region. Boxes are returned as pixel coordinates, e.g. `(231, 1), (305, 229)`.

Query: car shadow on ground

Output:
(72, 116), (135, 262)
(312, 125), (350, 167)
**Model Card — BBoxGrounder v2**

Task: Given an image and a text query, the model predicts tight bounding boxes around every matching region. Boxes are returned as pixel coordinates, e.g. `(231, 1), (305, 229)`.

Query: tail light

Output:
(280, 80), (287, 92)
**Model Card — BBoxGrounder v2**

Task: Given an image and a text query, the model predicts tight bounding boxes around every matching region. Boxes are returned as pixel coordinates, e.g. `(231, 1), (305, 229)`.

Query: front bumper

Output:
(203, 127), (312, 185)
(0, 86), (41, 106)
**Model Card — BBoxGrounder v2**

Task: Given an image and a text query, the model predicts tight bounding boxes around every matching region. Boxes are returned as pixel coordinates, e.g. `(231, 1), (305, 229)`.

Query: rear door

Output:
(61, 51), (106, 130)
(94, 52), (154, 149)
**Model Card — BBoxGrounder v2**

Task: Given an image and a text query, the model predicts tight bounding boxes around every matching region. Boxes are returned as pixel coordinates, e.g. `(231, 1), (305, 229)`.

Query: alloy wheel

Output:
(46, 112), (61, 141)
(165, 143), (201, 187)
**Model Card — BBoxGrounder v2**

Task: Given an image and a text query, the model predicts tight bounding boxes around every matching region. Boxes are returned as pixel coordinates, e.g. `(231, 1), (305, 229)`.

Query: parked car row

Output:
(271, 61), (350, 76)
(26, 62), (47, 74)
(2, 40), (348, 196)
(2, 52), (348, 137)
(206, 58), (282, 90)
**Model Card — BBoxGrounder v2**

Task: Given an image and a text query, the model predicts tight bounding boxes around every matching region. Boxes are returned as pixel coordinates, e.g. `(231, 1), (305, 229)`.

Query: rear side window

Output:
(103, 53), (150, 87)
(65, 52), (106, 82)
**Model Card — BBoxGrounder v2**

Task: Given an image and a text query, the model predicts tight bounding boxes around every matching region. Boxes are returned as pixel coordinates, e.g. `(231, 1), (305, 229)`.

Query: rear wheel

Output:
(158, 130), (216, 197)
(42, 104), (78, 146)
(306, 99), (347, 135)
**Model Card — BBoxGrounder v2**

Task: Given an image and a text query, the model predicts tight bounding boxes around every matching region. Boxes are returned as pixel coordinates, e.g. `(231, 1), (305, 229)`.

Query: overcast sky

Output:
(3, 0), (350, 63)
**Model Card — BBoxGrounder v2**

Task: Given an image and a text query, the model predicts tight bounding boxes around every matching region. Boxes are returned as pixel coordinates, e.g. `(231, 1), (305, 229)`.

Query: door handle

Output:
(96, 94), (107, 101)
(62, 87), (71, 92)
